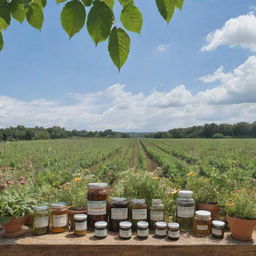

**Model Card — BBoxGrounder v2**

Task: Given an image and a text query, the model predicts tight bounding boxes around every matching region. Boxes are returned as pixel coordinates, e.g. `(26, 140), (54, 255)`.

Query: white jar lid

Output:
(168, 222), (180, 229)
(50, 202), (67, 209)
(137, 221), (149, 229)
(33, 206), (49, 211)
(155, 221), (167, 228)
(111, 197), (127, 203)
(74, 214), (87, 221)
(95, 221), (107, 229)
(88, 183), (108, 188)
(195, 210), (211, 218)
(178, 190), (193, 198)
(119, 221), (132, 229)
(212, 220), (225, 227)
(152, 199), (162, 204)
(131, 199), (146, 204)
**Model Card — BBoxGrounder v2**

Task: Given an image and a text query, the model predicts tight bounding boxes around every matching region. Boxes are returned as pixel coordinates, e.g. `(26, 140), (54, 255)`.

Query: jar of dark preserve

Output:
(137, 221), (149, 239)
(109, 197), (129, 232)
(87, 183), (108, 230)
(119, 221), (132, 240)
(95, 221), (108, 238)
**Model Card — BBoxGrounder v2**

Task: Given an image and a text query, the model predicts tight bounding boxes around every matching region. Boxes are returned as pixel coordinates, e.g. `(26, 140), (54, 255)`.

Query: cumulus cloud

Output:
(201, 13), (256, 52)
(153, 44), (168, 53)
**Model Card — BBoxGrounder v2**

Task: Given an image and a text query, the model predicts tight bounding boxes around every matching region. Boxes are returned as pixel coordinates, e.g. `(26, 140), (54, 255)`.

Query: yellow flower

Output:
(152, 177), (160, 181)
(74, 177), (81, 182)
(226, 201), (235, 207)
(187, 171), (195, 177)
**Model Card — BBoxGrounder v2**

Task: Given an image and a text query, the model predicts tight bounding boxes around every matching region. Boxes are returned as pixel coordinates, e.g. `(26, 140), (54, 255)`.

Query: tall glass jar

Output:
(130, 199), (147, 230)
(176, 190), (195, 231)
(109, 197), (129, 232)
(50, 202), (68, 233)
(193, 210), (211, 236)
(32, 206), (49, 235)
(150, 199), (164, 228)
(87, 183), (108, 230)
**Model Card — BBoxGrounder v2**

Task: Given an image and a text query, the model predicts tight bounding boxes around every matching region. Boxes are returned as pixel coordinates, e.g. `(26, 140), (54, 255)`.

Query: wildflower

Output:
(74, 177), (81, 182)
(235, 189), (243, 193)
(152, 177), (160, 181)
(187, 171), (195, 177)
(226, 201), (235, 207)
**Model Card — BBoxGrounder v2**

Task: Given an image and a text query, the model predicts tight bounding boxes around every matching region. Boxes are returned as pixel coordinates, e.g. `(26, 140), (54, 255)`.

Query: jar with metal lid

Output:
(130, 199), (147, 230)
(155, 221), (167, 238)
(109, 197), (129, 232)
(95, 221), (108, 238)
(87, 183), (108, 230)
(193, 210), (211, 236)
(176, 190), (195, 231)
(74, 214), (87, 236)
(50, 202), (68, 233)
(137, 221), (149, 239)
(150, 199), (164, 228)
(119, 221), (132, 240)
(168, 222), (180, 240)
(211, 220), (225, 239)
(32, 206), (49, 235)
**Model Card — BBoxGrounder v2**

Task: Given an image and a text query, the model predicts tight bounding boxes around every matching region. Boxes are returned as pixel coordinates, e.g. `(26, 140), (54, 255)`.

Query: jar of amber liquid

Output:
(150, 199), (164, 228)
(32, 206), (49, 235)
(87, 183), (108, 230)
(109, 197), (129, 232)
(50, 202), (68, 233)
(211, 220), (225, 239)
(74, 214), (87, 236)
(130, 199), (147, 230)
(193, 210), (211, 236)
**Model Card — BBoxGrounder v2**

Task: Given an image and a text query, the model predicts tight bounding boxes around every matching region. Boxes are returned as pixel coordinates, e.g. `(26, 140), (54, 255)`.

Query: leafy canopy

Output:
(0, 0), (184, 70)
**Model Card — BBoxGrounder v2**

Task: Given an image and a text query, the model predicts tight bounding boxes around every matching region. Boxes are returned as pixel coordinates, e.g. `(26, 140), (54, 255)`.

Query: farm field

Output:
(0, 138), (255, 217)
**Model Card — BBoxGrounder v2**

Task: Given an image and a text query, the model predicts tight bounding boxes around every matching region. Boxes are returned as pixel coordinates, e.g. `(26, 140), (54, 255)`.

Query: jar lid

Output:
(88, 183), (108, 188)
(178, 190), (193, 198)
(111, 197), (127, 203)
(119, 221), (132, 229)
(137, 221), (149, 229)
(50, 202), (67, 209)
(195, 210), (211, 218)
(168, 222), (180, 229)
(74, 214), (87, 221)
(212, 220), (225, 227)
(155, 221), (167, 228)
(131, 199), (146, 204)
(95, 221), (108, 229)
(33, 206), (49, 211)
(152, 199), (162, 204)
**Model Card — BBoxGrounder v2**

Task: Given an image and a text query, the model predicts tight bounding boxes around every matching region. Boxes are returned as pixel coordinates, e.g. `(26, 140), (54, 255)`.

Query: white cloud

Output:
(153, 44), (168, 53)
(1, 56), (256, 132)
(201, 13), (256, 52)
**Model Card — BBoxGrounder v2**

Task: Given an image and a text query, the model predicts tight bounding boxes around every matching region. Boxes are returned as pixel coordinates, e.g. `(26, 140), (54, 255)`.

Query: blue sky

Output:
(0, 0), (256, 131)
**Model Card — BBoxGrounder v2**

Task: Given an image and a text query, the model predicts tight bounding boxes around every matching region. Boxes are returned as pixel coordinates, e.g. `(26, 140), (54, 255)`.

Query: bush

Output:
(212, 133), (225, 138)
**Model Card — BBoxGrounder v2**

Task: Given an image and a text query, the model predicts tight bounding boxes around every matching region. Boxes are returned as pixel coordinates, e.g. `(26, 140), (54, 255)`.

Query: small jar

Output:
(168, 222), (180, 240)
(32, 206), (49, 235)
(95, 221), (108, 239)
(50, 202), (68, 233)
(130, 199), (147, 230)
(74, 214), (87, 236)
(155, 221), (167, 238)
(109, 197), (129, 232)
(119, 221), (132, 240)
(193, 210), (211, 236)
(211, 220), (225, 239)
(137, 221), (149, 239)
(150, 199), (164, 228)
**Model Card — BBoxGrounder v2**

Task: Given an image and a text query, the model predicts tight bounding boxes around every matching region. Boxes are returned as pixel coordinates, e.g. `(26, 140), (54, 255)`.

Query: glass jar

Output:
(168, 222), (180, 240)
(130, 199), (147, 230)
(155, 221), (167, 238)
(176, 190), (195, 231)
(50, 202), (68, 233)
(87, 183), (108, 230)
(137, 221), (149, 239)
(193, 210), (211, 236)
(211, 220), (225, 239)
(150, 199), (164, 228)
(32, 206), (49, 235)
(119, 221), (132, 240)
(74, 214), (87, 236)
(109, 197), (129, 232)
(95, 221), (108, 238)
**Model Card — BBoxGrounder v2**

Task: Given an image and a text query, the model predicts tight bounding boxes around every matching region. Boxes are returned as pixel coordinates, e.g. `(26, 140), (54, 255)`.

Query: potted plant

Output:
(225, 190), (256, 241)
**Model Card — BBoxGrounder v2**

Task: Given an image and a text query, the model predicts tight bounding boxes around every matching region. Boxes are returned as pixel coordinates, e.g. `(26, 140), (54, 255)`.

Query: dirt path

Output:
(129, 141), (139, 169)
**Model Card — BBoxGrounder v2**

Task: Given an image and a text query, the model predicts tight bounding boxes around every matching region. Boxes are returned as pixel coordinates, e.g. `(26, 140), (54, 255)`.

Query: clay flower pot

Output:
(196, 203), (219, 220)
(227, 216), (256, 241)
(24, 214), (33, 227)
(1, 216), (26, 238)
(67, 207), (86, 230)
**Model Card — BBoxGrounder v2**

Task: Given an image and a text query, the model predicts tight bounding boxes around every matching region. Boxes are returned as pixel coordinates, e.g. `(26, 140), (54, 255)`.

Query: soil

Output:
(129, 142), (138, 169)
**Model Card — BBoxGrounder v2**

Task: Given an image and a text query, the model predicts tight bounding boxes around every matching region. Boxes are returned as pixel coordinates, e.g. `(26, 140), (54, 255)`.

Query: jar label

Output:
(197, 225), (208, 231)
(177, 206), (194, 218)
(75, 221), (87, 231)
(120, 229), (131, 238)
(95, 229), (107, 238)
(53, 214), (68, 228)
(137, 228), (149, 237)
(155, 228), (167, 236)
(212, 228), (222, 236)
(150, 210), (164, 221)
(34, 217), (49, 228)
(111, 208), (128, 220)
(132, 209), (147, 220)
(87, 201), (107, 215)
(168, 230), (180, 238)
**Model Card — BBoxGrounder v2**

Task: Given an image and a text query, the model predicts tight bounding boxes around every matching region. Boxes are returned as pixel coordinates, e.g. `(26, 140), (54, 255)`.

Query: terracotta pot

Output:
(2, 216), (26, 238)
(24, 214), (33, 227)
(67, 207), (86, 230)
(227, 216), (256, 241)
(196, 203), (219, 220)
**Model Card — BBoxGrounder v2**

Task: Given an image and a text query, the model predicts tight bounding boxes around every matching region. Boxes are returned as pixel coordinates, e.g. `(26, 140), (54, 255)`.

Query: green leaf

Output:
(0, 2), (11, 31)
(156, 0), (175, 23)
(87, 1), (113, 45)
(82, 0), (92, 6)
(173, 0), (184, 10)
(118, 0), (133, 6)
(0, 32), (3, 52)
(101, 0), (114, 9)
(61, 0), (86, 38)
(26, 3), (44, 30)
(108, 27), (130, 71)
(120, 4), (142, 34)
(10, 0), (26, 23)
(56, 0), (67, 3)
